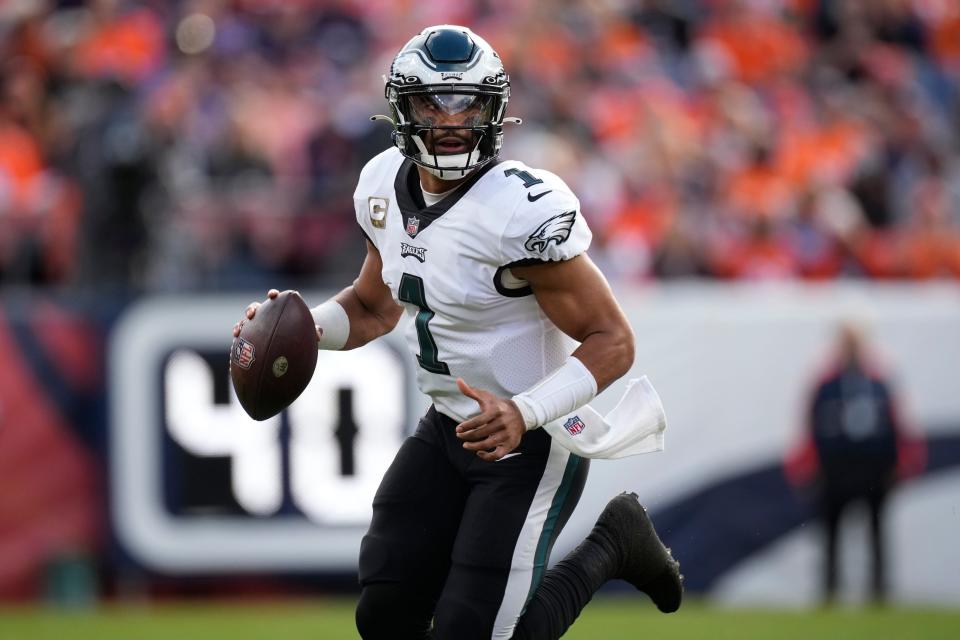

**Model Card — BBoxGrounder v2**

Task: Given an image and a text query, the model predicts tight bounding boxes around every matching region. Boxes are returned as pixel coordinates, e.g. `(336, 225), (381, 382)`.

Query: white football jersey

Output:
(354, 148), (592, 422)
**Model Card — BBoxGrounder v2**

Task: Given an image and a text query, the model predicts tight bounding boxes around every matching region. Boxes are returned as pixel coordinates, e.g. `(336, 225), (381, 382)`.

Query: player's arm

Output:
(233, 240), (402, 350)
(456, 253), (634, 461)
(328, 240), (404, 350)
(513, 253), (634, 389)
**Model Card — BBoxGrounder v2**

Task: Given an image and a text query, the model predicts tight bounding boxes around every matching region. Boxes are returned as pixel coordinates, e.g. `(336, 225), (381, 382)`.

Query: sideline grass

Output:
(566, 598), (959, 640)
(2, 598), (957, 639)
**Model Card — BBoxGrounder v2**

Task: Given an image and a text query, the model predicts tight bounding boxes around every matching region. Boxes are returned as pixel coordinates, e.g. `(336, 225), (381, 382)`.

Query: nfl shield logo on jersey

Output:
(232, 338), (256, 370)
(563, 415), (585, 436)
(406, 216), (420, 237)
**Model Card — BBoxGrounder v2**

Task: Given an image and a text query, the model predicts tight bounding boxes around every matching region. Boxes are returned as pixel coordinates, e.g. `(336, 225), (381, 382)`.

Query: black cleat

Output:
(590, 492), (683, 613)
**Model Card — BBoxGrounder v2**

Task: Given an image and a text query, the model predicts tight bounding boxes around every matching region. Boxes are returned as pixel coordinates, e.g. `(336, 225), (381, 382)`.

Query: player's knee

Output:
(357, 533), (390, 584)
(433, 595), (494, 640)
(356, 583), (432, 640)
(354, 586), (389, 639)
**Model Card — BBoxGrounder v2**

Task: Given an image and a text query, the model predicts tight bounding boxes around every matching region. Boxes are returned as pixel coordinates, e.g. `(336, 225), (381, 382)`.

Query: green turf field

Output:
(2, 598), (958, 639)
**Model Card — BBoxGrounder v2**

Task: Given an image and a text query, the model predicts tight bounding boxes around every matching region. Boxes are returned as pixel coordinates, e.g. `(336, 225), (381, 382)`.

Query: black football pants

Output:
(356, 406), (588, 639)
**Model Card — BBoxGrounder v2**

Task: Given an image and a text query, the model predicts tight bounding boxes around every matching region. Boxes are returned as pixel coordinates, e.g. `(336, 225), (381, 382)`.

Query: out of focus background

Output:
(2, 0), (959, 637)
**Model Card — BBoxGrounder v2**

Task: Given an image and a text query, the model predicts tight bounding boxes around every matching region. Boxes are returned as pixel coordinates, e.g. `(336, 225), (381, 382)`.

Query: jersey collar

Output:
(394, 158), (501, 239)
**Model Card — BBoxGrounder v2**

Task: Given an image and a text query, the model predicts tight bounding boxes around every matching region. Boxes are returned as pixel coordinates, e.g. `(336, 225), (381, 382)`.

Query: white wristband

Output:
(511, 356), (598, 431)
(311, 300), (350, 350)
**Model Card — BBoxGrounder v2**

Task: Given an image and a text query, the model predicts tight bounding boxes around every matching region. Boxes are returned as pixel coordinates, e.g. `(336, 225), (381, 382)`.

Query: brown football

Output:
(230, 290), (319, 421)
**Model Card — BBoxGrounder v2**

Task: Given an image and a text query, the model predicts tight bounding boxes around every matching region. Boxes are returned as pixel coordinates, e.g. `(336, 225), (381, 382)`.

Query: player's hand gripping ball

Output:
(230, 290), (319, 420)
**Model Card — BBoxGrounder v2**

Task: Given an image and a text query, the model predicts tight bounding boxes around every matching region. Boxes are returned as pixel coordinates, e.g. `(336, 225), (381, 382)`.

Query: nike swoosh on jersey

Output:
(527, 190), (552, 202)
(496, 452), (523, 461)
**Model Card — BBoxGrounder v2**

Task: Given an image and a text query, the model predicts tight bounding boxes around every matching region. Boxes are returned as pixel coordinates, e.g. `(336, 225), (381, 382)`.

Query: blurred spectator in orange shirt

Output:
(697, 0), (808, 85)
(72, 1), (165, 84)
(726, 144), (795, 221)
(710, 215), (800, 280)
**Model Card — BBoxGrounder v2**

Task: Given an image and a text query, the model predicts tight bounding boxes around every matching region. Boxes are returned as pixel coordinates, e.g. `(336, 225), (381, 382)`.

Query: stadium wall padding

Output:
(1, 282), (958, 604)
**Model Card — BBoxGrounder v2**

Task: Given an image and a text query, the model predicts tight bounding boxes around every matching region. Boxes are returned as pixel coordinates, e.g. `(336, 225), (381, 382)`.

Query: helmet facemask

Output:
(390, 85), (507, 180)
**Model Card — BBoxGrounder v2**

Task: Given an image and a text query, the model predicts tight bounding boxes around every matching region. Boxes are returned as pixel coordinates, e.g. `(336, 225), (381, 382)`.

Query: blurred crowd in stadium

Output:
(1, 0), (959, 290)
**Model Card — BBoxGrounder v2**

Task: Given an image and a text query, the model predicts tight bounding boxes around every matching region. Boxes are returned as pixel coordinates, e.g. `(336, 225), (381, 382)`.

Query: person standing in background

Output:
(787, 322), (926, 605)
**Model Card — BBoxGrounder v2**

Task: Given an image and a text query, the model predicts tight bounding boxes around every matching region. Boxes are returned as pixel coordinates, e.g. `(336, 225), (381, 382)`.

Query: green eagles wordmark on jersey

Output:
(355, 148), (592, 423)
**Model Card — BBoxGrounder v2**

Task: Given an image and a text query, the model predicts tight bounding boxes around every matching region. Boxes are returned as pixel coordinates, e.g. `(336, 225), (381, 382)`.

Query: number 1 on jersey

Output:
(504, 168), (544, 188)
(399, 273), (451, 375)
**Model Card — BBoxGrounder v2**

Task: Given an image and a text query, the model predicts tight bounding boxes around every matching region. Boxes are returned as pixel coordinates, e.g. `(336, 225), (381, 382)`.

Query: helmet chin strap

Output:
(411, 134), (482, 180)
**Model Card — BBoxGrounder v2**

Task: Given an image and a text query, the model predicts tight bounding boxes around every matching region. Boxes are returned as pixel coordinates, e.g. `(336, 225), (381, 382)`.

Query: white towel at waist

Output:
(541, 375), (667, 459)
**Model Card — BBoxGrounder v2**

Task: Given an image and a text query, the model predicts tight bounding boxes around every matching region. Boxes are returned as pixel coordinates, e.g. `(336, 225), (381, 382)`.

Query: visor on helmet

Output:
(407, 93), (495, 127)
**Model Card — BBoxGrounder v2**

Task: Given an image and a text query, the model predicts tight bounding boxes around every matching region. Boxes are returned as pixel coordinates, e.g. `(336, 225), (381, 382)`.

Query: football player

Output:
(235, 25), (682, 639)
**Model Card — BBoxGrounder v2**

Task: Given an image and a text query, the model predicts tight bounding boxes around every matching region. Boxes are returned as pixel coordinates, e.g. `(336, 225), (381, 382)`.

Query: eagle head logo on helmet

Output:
(374, 25), (519, 181)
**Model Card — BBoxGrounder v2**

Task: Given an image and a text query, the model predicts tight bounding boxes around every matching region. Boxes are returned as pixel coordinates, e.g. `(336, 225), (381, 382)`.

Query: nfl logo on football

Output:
(233, 338), (255, 370)
(563, 415), (585, 436)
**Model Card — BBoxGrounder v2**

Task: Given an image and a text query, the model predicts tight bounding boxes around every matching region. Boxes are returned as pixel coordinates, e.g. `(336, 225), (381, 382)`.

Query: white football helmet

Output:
(374, 25), (519, 180)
